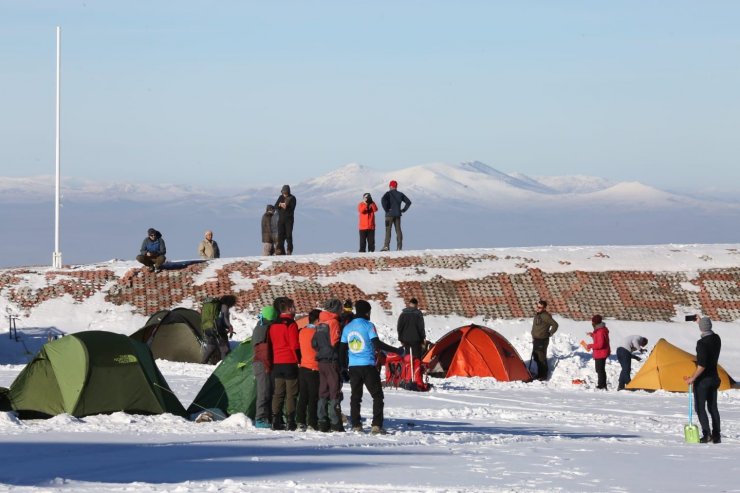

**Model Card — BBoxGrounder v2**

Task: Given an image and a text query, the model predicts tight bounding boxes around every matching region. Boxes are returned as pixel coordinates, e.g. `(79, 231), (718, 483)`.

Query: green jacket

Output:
(531, 311), (559, 339)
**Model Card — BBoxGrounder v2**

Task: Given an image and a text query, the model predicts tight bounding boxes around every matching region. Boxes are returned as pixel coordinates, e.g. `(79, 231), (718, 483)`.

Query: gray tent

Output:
(130, 308), (205, 363)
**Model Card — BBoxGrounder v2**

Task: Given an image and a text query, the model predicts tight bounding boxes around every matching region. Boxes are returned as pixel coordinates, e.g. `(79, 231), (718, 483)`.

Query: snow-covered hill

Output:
(3, 161), (740, 267)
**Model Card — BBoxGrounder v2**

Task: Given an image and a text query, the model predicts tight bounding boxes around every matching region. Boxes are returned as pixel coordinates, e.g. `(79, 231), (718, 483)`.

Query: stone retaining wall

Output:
(2, 254), (740, 322)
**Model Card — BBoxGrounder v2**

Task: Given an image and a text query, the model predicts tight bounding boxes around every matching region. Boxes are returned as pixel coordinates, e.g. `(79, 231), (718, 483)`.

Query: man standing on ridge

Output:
(531, 300), (559, 381)
(380, 180), (411, 251)
(261, 205), (276, 256)
(274, 185), (297, 255)
(198, 230), (220, 259)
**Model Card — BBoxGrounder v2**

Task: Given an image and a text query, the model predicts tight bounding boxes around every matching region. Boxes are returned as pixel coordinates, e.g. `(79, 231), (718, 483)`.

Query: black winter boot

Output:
(286, 413), (297, 431)
(712, 431), (721, 444)
(271, 415), (285, 431)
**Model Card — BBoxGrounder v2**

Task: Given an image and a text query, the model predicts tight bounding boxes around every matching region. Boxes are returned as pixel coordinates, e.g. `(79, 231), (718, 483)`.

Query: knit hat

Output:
(343, 299), (353, 311)
(389, 180), (398, 189)
(591, 314), (603, 325)
(699, 316), (713, 332)
(355, 300), (372, 317)
(323, 298), (343, 314)
(266, 204), (274, 212)
(261, 305), (277, 321)
(147, 228), (156, 236)
(281, 184), (291, 194)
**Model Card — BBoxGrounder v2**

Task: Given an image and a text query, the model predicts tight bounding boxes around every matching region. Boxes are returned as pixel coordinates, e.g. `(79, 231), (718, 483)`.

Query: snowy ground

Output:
(1, 319), (738, 493)
(1, 245), (739, 492)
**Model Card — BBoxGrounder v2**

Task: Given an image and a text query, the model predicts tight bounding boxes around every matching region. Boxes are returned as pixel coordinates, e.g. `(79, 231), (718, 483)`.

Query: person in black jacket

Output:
(380, 180), (411, 251)
(684, 316), (722, 443)
(396, 298), (426, 360)
(274, 185), (297, 255)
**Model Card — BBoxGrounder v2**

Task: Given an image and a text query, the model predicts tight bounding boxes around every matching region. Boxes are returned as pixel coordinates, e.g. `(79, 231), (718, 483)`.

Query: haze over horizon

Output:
(2, 2), (740, 194)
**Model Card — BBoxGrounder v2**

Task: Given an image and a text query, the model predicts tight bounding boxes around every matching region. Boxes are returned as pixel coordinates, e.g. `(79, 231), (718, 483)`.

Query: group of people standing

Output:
(260, 180), (412, 256)
(532, 300), (723, 444)
(249, 296), (417, 435)
(135, 180), (413, 272)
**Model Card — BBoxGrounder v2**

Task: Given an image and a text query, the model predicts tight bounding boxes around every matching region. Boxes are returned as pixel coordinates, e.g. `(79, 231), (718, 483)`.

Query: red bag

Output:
(384, 352), (429, 391)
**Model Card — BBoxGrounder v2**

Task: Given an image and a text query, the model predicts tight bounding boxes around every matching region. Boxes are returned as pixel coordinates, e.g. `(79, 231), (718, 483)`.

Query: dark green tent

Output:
(2, 331), (186, 418)
(130, 308), (205, 363)
(187, 339), (256, 418)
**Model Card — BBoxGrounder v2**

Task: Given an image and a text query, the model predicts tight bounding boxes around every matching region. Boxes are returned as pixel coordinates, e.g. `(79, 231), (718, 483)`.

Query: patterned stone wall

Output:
(2, 255), (740, 322)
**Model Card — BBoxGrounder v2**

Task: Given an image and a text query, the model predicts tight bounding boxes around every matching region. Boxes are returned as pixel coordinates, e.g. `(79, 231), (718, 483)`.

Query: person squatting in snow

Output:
(136, 227), (166, 273)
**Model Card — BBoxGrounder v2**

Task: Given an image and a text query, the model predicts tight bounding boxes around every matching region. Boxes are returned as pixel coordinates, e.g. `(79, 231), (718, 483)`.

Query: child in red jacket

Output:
(586, 315), (611, 390)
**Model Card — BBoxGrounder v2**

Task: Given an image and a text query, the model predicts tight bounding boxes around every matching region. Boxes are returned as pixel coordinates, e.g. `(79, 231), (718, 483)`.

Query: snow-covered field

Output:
(1, 246), (739, 492)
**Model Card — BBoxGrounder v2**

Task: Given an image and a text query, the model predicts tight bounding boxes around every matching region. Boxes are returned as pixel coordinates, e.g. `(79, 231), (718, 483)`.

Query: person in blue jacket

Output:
(340, 300), (403, 435)
(136, 228), (166, 273)
(380, 180), (411, 251)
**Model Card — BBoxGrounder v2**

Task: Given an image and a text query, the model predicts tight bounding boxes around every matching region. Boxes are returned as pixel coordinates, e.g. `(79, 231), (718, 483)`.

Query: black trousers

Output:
(694, 375), (721, 436)
(402, 342), (424, 361)
(359, 229), (376, 252)
(595, 358), (607, 389)
(349, 365), (385, 428)
(296, 367), (320, 428)
(616, 347), (633, 389)
(277, 217), (294, 254)
(532, 338), (549, 379)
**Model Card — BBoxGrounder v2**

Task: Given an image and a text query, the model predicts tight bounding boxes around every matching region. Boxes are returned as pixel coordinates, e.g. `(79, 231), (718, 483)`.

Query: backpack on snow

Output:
(383, 352), (430, 392)
(201, 297), (222, 334)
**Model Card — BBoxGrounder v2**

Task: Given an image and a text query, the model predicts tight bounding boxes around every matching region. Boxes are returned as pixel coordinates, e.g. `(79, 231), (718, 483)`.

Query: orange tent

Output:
(422, 324), (532, 382)
(626, 338), (736, 392)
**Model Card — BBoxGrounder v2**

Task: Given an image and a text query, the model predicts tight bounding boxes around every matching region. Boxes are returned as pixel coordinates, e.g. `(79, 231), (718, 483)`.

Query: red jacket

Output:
(587, 325), (611, 360)
(358, 201), (378, 230)
(269, 314), (300, 364)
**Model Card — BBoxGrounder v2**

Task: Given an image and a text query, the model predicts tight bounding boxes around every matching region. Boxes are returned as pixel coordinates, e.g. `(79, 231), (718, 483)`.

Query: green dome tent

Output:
(187, 339), (256, 419)
(1, 331), (186, 419)
(130, 308), (206, 363)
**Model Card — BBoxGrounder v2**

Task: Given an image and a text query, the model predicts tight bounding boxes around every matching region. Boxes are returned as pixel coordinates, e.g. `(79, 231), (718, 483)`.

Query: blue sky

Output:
(1, 1), (739, 191)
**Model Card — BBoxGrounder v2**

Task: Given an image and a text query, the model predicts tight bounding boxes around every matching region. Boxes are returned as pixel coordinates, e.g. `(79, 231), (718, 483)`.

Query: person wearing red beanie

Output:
(380, 180), (411, 251)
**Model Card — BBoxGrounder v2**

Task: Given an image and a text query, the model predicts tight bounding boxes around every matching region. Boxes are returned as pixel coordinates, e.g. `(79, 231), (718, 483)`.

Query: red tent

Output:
(422, 324), (531, 382)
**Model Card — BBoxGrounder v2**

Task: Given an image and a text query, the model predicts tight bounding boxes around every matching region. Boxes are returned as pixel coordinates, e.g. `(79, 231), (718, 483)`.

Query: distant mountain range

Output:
(2, 161), (740, 267)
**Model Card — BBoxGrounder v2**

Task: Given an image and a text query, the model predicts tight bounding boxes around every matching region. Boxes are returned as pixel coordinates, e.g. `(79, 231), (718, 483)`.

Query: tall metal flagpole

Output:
(53, 26), (62, 268)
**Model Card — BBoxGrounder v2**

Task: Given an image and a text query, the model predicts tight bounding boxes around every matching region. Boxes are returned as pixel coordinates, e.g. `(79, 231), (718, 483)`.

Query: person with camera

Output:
(684, 316), (722, 443)
(616, 335), (648, 390)
(358, 192), (378, 252)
